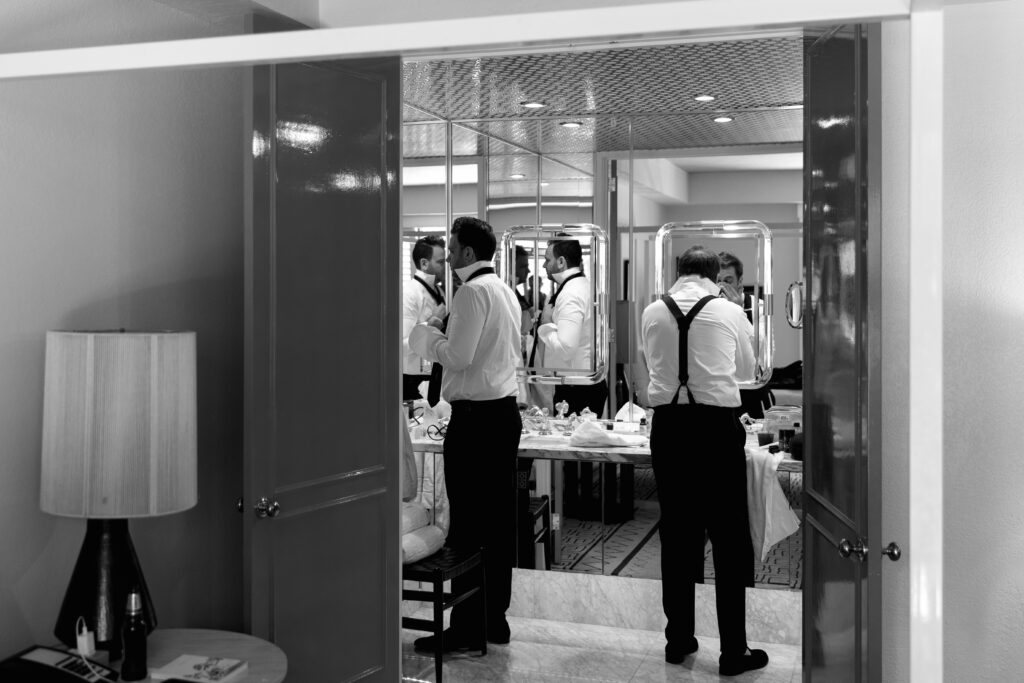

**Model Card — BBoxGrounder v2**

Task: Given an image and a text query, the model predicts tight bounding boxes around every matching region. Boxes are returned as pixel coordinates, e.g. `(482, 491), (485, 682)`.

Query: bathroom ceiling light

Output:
(540, 182), (550, 186)
(694, 94), (716, 102)
(509, 173), (527, 180)
(520, 101), (546, 109)
(559, 121), (583, 128)
(713, 115), (734, 123)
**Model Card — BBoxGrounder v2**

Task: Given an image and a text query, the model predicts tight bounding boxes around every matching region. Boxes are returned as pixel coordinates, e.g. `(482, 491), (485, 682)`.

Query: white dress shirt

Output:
(402, 270), (446, 375)
(537, 267), (593, 372)
(408, 261), (521, 402)
(641, 275), (756, 407)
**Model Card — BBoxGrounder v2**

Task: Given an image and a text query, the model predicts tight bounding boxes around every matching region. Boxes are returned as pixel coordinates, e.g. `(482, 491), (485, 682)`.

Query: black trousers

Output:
(402, 373), (430, 402)
(444, 396), (522, 639)
(651, 403), (753, 656)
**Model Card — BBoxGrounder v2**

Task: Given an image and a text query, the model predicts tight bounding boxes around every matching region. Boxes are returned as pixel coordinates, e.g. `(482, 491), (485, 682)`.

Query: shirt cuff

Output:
(408, 324), (441, 362)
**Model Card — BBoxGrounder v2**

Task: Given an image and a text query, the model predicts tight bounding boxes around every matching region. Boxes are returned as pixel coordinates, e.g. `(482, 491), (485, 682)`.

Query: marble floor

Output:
(402, 615), (802, 682)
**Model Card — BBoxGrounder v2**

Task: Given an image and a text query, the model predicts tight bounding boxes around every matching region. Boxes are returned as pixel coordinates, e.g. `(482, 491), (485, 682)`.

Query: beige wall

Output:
(943, 1), (1024, 679)
(0, 2), (244, 655)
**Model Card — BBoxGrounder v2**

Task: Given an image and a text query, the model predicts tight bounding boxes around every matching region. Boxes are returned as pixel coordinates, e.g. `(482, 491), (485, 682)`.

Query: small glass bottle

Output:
(638, 417), (648, 435)
(120, 590), (148, 681)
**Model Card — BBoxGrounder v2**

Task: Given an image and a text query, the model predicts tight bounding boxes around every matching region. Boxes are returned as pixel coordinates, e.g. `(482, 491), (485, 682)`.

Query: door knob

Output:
(881, 542), (902, 561)
(254, 496), (281, 518)
(837, 538), (868, 561)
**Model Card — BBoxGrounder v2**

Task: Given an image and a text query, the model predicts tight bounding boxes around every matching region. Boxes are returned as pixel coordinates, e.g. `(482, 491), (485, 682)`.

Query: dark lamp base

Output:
(54, 519), (157, 661)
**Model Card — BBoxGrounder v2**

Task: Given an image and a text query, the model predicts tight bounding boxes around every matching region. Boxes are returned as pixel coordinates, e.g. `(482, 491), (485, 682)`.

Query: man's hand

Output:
(719, 282), (744, 307)
(425, 316), (444, 330)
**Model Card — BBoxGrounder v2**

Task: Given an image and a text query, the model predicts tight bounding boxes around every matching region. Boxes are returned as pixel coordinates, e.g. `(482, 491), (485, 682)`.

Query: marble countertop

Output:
(411, 431), (802, 471)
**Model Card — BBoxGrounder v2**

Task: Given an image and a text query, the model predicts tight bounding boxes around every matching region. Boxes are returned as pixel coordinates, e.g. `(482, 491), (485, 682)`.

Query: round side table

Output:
(120, 628), (287, 683)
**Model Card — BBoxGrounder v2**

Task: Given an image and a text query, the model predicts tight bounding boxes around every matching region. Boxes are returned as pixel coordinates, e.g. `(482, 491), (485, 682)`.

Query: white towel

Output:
(568, 420), (647, 448)
(745, 445), (801, 562)
(402, 501), (430, 535)
(402, 525), (446, 564)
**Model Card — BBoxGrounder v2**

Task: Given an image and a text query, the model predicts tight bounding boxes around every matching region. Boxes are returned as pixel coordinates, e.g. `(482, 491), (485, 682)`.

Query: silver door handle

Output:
(837, 538), (868, 562)
(785, 281), (805, 329)
(881, 542), (902, 561)
(254, 496), (281, 518)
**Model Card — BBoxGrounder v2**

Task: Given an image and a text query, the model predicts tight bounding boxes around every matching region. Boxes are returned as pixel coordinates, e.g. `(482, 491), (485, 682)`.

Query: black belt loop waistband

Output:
(449, 395), (518, 412)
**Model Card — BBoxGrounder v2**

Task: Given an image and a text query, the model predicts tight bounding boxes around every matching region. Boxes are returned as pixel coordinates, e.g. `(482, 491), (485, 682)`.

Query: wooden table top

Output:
(125, 628), (287, 683)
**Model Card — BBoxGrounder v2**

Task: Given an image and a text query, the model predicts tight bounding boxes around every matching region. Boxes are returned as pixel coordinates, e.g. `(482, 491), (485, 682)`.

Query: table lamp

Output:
(40, 330), (197, 660)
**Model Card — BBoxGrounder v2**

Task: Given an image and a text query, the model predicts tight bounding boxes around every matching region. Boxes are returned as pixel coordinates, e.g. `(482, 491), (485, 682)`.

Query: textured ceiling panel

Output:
(403, 37), (803, 158)
(404, 37), (803, 121)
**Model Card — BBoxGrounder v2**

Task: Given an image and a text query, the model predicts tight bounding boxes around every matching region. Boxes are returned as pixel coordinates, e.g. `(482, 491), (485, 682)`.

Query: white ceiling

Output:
(669, 152), (803, 173)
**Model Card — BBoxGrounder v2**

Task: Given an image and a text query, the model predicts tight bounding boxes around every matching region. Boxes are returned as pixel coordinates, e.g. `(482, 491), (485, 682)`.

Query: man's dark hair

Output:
(677, 245), (721, 280)
(451, 217), (497, 261)
(515, 245), (528, 259)
(411, 235), (445, 269)
(717, 251), (744, 280)
(550, 238), (583, 268)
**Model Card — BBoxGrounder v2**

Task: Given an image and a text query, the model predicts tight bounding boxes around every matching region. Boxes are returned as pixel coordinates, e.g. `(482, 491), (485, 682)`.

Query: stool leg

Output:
(479, 552), (487, 655)
(433, 576), (444, 683)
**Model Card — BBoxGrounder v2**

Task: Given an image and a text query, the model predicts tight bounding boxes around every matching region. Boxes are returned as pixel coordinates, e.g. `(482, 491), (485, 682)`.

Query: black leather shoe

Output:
(719, 648), (769, 676)
(665, 637), (699, 664)
(487, 620), (511, 645)
(413, 629), (484, 654)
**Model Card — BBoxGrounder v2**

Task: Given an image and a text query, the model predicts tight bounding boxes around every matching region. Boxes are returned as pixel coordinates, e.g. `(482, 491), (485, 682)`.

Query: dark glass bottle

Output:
(120, 590), (148, 681)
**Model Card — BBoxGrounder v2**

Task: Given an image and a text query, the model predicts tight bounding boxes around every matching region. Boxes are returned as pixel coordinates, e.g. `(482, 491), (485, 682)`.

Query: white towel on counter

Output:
(568, 420), (648, 448)
(745, 445), (801, 562)
(402, 525), (446, 564)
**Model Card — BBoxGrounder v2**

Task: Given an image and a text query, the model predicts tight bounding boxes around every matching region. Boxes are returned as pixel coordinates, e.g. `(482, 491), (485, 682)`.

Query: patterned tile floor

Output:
(552, 467), (803, 589)
(402, 615), (802, 682)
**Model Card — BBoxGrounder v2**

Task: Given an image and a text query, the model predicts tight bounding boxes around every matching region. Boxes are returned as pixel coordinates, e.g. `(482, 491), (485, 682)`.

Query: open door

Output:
(802, 24), (883, 681)
(243, 13), (402, 682)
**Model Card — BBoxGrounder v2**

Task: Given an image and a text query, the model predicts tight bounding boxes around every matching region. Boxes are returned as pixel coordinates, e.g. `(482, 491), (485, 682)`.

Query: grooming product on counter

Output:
(120, 590), (148, 681)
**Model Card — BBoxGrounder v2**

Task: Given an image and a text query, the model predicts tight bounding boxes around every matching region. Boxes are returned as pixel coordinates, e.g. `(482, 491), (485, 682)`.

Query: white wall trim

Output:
(908, 6), (943, 682)
(0, 0), (911, 80)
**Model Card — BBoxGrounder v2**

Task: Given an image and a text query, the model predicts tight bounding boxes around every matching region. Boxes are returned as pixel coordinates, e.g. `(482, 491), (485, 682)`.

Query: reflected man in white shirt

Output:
(409, 217), (522, 653)
(641, 245), (769, 676)
(402, 235), (446, 401)
(718, 251), (773, 418)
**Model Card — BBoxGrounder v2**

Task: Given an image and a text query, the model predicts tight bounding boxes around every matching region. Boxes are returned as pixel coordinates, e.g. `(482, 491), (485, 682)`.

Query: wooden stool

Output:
(402, 546), (486, 683)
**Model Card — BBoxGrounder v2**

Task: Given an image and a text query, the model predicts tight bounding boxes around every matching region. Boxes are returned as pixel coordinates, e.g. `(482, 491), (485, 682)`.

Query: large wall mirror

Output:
(401, 40), (804, 588)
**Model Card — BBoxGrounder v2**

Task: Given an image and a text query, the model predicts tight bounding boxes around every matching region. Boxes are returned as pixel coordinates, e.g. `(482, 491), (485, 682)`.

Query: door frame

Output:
(0, 2), (945, 680)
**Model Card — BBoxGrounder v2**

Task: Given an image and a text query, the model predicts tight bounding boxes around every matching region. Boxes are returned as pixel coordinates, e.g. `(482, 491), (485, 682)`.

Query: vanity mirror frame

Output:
(499, 223), (609, 386)
(654, 219), (774, 389)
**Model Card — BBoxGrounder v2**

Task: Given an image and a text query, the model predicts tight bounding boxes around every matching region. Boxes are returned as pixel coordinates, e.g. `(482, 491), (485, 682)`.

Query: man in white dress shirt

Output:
(409, 217), (522, 653)
(402, 235), (446, 401)
(641, 245), (769, 676)
(717, 250), (773, 418)
(537, 238), (609, 518)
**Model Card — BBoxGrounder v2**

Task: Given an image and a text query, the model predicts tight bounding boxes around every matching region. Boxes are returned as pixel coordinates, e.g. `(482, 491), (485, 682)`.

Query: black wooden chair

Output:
(402, 546), (486, 683)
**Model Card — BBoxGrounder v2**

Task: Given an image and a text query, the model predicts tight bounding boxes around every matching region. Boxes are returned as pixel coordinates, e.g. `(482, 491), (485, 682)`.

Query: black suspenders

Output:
(659, 294), (717, 405)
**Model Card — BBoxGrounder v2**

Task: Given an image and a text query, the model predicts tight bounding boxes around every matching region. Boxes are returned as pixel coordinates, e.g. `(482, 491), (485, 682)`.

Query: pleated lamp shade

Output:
(40, 330), (198, 518)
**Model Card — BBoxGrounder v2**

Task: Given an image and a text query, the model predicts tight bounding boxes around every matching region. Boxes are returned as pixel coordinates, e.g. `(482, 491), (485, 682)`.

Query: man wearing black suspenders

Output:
(640, 245), (768, 676)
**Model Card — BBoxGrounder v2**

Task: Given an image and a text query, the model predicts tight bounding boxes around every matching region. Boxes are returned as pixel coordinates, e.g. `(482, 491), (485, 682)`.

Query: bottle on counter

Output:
(120, 590), (148, 681)
(638, 417), (648, 435)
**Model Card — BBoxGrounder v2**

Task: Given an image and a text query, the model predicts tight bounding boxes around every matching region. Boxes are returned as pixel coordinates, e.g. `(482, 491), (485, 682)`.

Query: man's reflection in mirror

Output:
(717, 251), (773, 418)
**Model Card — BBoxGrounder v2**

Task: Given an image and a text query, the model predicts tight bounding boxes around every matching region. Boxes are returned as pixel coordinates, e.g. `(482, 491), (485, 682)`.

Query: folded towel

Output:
(568, 420), (631, 447)
(746, 445), (801, 562)
(402, 525), (446, 564)
(402, 501), (430, 535)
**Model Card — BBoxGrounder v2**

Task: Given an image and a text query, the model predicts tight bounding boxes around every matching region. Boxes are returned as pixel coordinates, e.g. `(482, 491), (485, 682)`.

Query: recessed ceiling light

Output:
(694, 95), (716, 102)
(559, 121), (583, 128)
(540, 182), (550, 187)
(520, 101), (546, 109)
(509, 173), (527, 180)
(713, 115), (734, 123)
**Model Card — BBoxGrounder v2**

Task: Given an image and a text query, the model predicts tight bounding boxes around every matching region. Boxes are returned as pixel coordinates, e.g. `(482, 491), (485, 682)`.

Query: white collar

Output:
(455, 260), (494, 283)
(552, 266), (582, 284)
(413, 270), (435, 286)
(669, 275), (720, 297)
